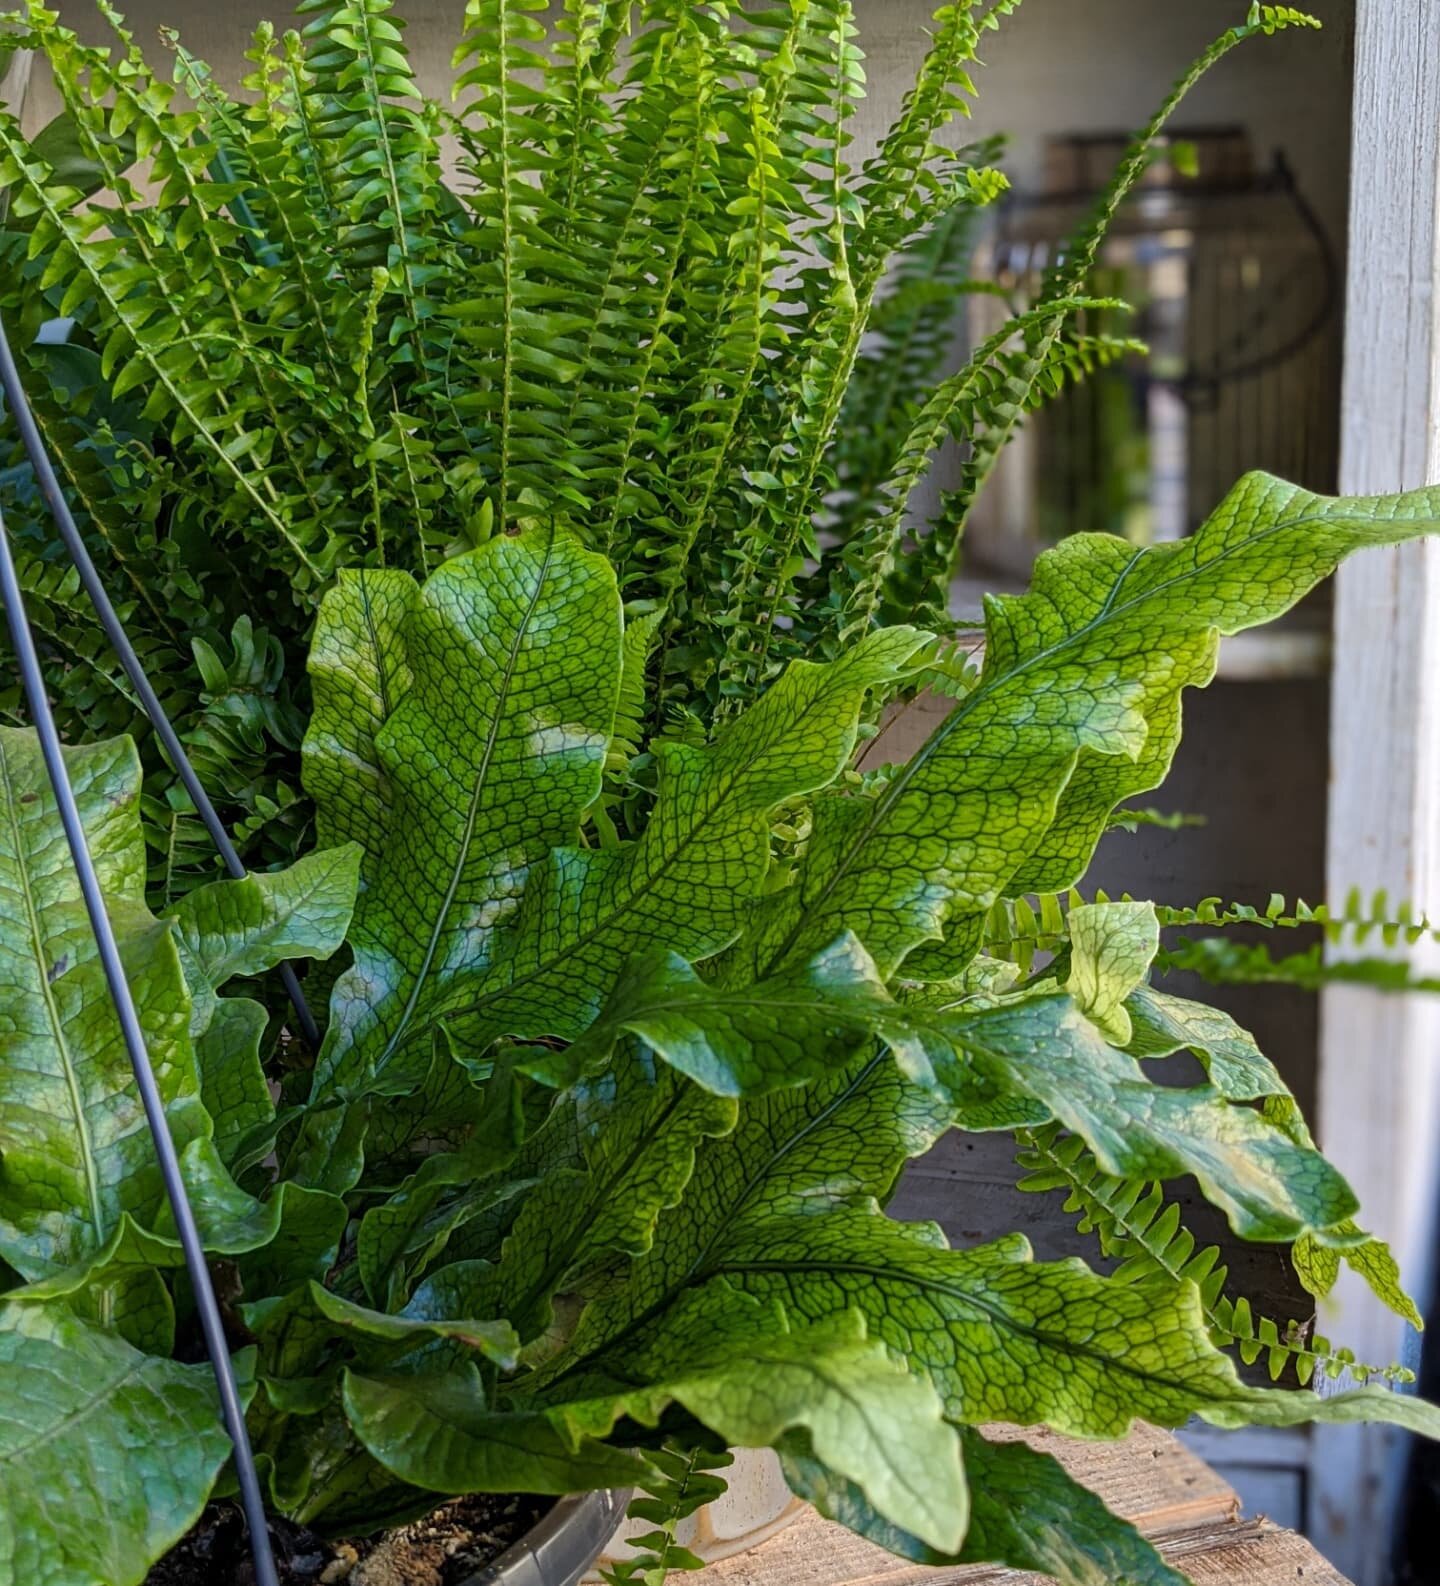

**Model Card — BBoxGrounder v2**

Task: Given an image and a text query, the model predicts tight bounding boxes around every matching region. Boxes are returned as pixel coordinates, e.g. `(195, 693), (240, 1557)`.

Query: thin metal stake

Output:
(0, 310), (320, 1048)
(0, 500), (281, 1586)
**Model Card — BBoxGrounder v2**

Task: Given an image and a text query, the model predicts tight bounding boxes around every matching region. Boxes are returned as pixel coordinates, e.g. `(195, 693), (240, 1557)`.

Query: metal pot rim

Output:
(452, 1488), (631, 1586)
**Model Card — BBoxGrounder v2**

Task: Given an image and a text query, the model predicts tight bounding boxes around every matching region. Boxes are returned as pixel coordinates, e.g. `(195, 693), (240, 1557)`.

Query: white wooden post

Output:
(1312, 3), (1440, 1579)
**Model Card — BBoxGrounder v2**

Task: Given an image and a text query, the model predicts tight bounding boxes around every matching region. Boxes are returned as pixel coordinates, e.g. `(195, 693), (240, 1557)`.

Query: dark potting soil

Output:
(145, 1493), (555, 1586)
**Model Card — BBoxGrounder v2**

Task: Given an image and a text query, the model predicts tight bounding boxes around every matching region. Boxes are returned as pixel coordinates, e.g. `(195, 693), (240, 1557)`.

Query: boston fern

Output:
(6, 487), (1440, 1585)
(0, 0), (1298, 894)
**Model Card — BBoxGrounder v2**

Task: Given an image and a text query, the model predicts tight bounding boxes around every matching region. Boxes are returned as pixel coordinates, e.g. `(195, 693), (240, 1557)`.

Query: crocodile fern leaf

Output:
(5, 474), (1440, 1581)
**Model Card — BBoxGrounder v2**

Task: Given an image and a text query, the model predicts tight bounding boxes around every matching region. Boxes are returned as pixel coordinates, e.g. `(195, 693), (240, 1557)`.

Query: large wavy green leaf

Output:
(1064, 899), (1158, 1045)
(193, 997), (273, 1174)
(354, 1299), (966, 1551)
(0, 729), (208, 1279)
(539, 1166), (1440, 1479)
(0, 724), (353, 1287)
(355, 1053), (532, 1310)
(414, 627), (926, 1060)
(706, 1211), (1440, 1444)
(528, 972), (1362, 1446)
(0, 1301), (250, 1586)
(167, 843), (360, 1180)
(531, 932), (941, 1096)
(294, 528), (623, 1189)
(938, 995), (1356, 1244)
(167, 842), (361, 1037)
(522, 1052), (954, 1399)
(551, 1296), (966, 1553)
(491, 1051), (736, 1341)
(756, 475), (1440, 981)
(244, 1277), (519, 1380)
(302, 567), (421, 855)
(1, 1216), (182, 1355)
(550, 918), (1353, 1246)
(293, 579), (919, 1188)
(343, 1365), (655, 1497)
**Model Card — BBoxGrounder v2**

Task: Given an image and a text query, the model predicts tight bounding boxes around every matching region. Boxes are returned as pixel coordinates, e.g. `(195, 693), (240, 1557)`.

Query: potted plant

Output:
(2, 5), (1437, 1586)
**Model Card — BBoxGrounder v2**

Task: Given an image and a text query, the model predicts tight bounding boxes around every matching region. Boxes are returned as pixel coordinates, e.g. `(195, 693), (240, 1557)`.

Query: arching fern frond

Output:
(1016, 1126), (1413, 1387)
(825, 181), (998, 548)
(849, 0), (1017, 281)
(898, 3), (1321, 611)
(1156, 937), (1440, 997)
(451, 0), (583, 526)
(981, 886), (1440, 975)
(1156, 888), (1440, 947)
(831, 299), (1118, 643)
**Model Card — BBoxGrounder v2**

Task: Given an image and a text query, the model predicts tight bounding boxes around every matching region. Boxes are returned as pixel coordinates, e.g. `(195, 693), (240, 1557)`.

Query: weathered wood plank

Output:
(693, 1516), (1351, 1586)
(1162, 1521), (1352, 1585)
(689, 1426), (1352, 1586)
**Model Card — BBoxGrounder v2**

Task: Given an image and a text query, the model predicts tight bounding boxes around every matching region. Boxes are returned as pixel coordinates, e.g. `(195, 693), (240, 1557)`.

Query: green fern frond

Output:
(1246, 4), (1322, 35)
(1106, 807), (1207, 833)
(1016, 1126), (1413, 1387)
(602, 1445), (732, 1586)
(552, 1), (634, 231)
(1156, 888), (1440, 948)
(714, 3), (866, 706)
(650, 85), (795, 707)
(825, 181), (998, 547)
(982, 886), (1440, 975)
(908, 10), (1287, 599)
(452, 0), (582, 527)
(609, 608), (663, 774)
(833, 296), (1125, 645)
(915, 637), (983, 701)
(876, 323), (1146, 632)
(1156, 938), (1440, 997)
(850, 0), (1013, 280)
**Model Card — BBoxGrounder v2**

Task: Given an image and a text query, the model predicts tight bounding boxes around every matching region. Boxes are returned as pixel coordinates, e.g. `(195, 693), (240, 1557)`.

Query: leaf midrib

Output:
(424, 669), (868, 1044)
(0, 740), (105, 1251)
(374, 532), (556, 1075)
(706, 1254), (1236, 1413)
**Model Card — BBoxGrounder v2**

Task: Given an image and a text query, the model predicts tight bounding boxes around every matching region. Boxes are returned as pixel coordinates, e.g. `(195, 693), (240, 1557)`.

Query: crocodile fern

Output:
(0, 0), (1298, 894)
(4, 479), (1440, 1585)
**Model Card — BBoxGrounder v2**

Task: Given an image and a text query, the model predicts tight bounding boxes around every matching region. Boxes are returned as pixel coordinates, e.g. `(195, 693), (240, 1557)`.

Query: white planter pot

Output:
(588, 1449), (805, 1577)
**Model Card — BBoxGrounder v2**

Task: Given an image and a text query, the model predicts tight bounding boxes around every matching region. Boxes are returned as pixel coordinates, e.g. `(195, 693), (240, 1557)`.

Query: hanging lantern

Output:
(966, 127), (1341, 579)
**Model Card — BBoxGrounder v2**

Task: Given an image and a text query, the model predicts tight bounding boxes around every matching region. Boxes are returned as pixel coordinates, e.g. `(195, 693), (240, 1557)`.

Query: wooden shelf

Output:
(687, 1424), (1351, 1585)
